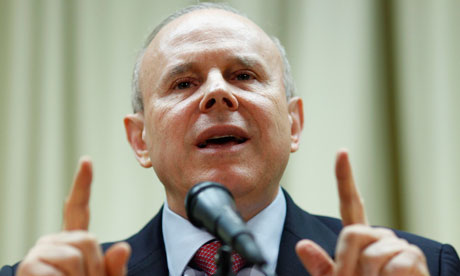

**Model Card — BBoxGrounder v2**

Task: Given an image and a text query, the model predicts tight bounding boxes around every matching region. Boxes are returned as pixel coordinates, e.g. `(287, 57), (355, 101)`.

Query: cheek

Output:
(242, 106), (291, 171)
(248, 92), (291, 139)
(144, 99), (196, 157)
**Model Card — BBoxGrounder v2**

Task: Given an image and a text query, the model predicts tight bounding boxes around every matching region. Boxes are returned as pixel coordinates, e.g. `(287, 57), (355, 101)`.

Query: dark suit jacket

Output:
(2, 191), (460, 275)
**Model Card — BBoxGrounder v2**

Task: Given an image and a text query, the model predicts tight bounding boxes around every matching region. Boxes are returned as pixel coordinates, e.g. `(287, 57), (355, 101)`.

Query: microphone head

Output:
(185, 181), (266, 265)
(185, 181), (237, 233)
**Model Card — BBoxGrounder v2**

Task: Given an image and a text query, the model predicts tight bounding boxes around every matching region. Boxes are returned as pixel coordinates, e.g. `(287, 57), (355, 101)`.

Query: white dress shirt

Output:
(162, 187), (287, 276)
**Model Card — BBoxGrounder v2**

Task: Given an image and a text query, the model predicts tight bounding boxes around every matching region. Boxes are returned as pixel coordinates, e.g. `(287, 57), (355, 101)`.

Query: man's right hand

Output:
(17, 157), (131, 276)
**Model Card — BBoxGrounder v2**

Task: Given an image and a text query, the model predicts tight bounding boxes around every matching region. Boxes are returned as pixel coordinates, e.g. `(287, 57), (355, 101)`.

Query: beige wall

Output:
(1, 0), (459, 265)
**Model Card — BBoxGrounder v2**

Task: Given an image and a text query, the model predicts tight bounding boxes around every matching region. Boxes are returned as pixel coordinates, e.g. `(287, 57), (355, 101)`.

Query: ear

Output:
(124, 113), (152, 168)
(287, 97), (304, 152)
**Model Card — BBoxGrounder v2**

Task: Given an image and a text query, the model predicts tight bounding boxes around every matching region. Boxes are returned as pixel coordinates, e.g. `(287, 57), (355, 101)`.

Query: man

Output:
(1, 3), (459, 276)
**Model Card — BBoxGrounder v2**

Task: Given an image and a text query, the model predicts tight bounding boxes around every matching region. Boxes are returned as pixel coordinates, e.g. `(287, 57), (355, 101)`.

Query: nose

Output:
(199, 71), (238, 112)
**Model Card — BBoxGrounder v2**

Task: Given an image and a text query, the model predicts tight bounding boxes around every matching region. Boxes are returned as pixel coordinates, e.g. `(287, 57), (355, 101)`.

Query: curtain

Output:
(1, 0), (459, 265)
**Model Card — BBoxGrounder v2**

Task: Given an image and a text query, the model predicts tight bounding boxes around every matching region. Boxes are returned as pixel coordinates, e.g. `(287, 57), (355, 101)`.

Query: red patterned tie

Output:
(193, 240), (245, 275)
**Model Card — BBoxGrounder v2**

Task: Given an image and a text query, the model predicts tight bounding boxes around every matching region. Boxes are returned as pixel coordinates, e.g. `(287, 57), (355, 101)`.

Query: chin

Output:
(196, 171), (256, 196)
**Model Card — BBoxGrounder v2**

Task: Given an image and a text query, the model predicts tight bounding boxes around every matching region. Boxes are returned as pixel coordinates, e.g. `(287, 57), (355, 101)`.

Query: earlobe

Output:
(288, 97), (304, 153)
(124, 113), (152, 168)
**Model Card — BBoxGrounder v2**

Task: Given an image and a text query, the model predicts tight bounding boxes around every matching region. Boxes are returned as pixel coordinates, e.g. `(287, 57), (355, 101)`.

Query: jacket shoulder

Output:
(392, 229), (460, 275)
(0, 265), (16, 276)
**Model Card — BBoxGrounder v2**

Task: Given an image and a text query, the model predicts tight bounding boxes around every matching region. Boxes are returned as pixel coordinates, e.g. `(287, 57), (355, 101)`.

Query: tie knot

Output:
(193, 240), (245, 275)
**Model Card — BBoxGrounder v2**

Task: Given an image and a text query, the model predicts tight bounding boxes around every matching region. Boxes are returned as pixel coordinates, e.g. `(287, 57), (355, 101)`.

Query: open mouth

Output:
(197, 135), (248, 148)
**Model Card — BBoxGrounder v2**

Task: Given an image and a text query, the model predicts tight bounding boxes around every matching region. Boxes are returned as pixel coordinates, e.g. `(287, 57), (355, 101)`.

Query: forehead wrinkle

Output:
(153, 11), (278, 68)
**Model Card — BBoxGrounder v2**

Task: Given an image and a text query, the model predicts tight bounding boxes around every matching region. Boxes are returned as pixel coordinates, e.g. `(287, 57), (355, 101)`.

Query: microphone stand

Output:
(215, 245), (235, 276)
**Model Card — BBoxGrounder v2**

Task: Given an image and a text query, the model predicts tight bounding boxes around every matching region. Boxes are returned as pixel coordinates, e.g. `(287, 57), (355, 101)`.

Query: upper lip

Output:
(195, 125), (250, 148)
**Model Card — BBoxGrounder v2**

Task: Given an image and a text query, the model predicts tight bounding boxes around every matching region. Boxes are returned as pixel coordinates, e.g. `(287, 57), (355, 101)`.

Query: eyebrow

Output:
(165, 63), (195, 81)
(232, 55), (268, 76)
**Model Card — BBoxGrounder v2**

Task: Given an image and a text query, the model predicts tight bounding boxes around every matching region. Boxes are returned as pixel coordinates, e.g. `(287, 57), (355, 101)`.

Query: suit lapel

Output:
(103, 207), (169, 276)
(112, 193), (340, 276)
(276, 191), (339, 276)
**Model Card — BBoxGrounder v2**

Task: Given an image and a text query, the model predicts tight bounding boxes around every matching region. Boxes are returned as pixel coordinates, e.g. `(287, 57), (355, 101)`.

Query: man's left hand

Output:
(295, 150), (430, 276)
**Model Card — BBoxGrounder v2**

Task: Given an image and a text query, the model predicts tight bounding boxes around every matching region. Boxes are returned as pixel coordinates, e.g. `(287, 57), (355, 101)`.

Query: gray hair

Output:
(131, 2), (295, 113)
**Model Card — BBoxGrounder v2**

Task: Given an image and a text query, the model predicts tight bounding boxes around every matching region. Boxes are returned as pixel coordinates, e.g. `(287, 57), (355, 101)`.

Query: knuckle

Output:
(383, 249), (427, 276)
(374, 227), (395, 237)
(408, 244), (422, 254)
(17, 260), (34, 274)
(383, 260), (416, 275)
(80, 232), (99, 248)
(408, 244), (427, 262)
(70, 230), (93, 240)
(340, 225), (364, 243)
(28, 244), (46, 256)
(17, 261), (61, 276)
(398, 237), (409, 246)
(65, 247), (84, 271)
(36, 234), (57, 245)
(85, 232), (98, 243)
(360, 248), (378, 264)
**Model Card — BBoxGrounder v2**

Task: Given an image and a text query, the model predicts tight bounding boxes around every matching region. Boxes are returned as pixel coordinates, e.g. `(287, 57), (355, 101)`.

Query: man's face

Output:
(131, 9), (302, 219)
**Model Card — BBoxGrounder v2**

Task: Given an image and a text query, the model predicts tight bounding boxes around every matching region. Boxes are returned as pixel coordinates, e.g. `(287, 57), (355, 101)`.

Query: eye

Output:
(176, 81), (192, 89)
(233, 71), (256, 82)
(172, 78), (197, 90)
(236, 73), (252, 81)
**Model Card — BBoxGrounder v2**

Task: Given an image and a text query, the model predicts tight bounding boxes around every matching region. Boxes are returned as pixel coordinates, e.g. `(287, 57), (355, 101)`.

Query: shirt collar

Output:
(162, 187), (286, 276)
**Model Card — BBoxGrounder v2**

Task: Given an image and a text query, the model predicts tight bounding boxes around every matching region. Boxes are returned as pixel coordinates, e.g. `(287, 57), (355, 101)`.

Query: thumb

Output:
(105, 242), (131, 276)
(296, 240), (334, 276)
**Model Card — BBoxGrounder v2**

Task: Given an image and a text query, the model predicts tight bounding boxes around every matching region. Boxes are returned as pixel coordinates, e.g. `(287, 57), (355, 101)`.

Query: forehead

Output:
(143, 9), (281, 72)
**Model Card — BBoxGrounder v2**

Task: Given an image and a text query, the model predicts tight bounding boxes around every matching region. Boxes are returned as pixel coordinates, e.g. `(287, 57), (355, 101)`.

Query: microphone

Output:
(185, 181), (266, 265)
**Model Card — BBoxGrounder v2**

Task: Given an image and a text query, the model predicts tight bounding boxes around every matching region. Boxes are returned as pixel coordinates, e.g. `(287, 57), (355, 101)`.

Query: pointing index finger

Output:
(335, 149), (368, 226)
(63, 156), (93, 231)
